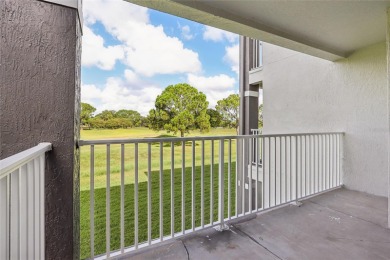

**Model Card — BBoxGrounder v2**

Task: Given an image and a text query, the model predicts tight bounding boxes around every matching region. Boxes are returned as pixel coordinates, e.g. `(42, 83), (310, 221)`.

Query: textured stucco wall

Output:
(1, 0), (81, 258)
(256, 42), (388, 197)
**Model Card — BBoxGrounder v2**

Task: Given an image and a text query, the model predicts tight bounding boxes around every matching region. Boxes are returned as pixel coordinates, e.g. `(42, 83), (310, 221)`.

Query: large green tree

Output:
(80, 102), (96, 126)
(215, 94), (240, 133)
(115, 109), (142, 127)
(207, 108), (222, 128)
(148, 83), (210, 137)
(95, 110), (116, 121)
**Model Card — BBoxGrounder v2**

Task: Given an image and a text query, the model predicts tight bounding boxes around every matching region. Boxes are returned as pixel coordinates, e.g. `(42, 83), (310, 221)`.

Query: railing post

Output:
(216, 139), (228, 231)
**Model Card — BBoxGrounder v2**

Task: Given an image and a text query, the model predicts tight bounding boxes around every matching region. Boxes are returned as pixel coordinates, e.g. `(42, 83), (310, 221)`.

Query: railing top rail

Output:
(78, 132), (344, 146)
(0, 142), (52, 178)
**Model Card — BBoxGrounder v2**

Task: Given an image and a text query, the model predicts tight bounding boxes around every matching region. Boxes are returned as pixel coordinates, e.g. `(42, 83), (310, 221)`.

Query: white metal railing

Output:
(78, 132), (343, 259)
(250, 39), (263, 70)
(0, 143), (51, 260)
(251, 129), (263, 165)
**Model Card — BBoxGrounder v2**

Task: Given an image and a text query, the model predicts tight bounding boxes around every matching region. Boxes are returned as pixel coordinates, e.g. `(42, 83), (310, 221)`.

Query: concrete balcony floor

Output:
(127, 188), (389, 260)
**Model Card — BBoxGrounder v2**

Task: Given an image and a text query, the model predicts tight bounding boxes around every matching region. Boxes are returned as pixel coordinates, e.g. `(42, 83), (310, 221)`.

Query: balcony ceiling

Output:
(127, 0), (390, 61)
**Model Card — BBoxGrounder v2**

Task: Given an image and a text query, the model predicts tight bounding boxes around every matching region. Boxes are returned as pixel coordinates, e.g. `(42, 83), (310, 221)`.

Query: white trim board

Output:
(244, 91), (259, 97)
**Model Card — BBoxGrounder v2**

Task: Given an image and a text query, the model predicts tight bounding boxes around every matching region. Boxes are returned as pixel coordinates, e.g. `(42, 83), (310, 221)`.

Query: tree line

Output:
(81, 83), (263, 136)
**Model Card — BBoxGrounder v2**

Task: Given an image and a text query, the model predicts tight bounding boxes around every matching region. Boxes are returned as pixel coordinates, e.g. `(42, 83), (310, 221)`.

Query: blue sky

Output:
(81, 0), (239, 115)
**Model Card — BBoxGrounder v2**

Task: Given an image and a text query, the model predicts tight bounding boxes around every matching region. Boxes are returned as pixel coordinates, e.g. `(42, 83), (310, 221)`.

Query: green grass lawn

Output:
(80, 128), (237, 259)
(80, 128), (237, 190)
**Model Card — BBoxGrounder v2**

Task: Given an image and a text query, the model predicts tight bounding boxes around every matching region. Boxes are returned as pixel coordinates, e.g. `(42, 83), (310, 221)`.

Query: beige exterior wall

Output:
(253, 42), (388, 197)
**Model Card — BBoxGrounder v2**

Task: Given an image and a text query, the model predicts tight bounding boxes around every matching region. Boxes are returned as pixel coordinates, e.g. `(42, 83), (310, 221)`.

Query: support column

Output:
(238, 36), (260, 213)
(1, 0), (82, 258)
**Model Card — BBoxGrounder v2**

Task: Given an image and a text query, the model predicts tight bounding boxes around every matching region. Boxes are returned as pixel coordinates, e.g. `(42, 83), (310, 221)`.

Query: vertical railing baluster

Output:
(6, 175), (10, 260)
(328, 134), (330, 189)
(337, 134), (340, 186)
(333, 134), (336, 187)
(160, 142), (163, 241)
(39, 156), (44, 260)
(106, 144), (110, 258)
(262, 137), (265, 209)
(242, 139), (245, 214)
(309, 135), (312, 194)
(211, 140), (214, 223)
(274, 137), (277, 206)
(301, 136), (304, 198)
(249, 137), (252, 213)
(279, 136), (282, 203)
(255, 136), (259, 210)
(304, 136), (307, 197)
(201, 140), (205, 228)
(319, 135), (322, 192)
(316, 135), (319, 193)
(170, 142), (174, 237)
(235, 139), (238, 217)
(340, 133), (343, 186)
(18, 168), (22, 259)
(323, 135), (326, 191)
(0, 174), (10, 260)
(27, 162), (33, 258)
(313, 136), (315, 193)
(295, 136), (299, 201)
(90, 145), (95, 258)
(148, 143), (152, 245)
(330, 134), (333, 188)
(289, 136), (292, 201)
(228, 139), (232, 218)
(333, 134), (335, 187)
(333, 134), (338, 187)
(11, 170), (18, 259)
(325, 134), (327, 189)
(191, 141), (195, 232)
(284, 136), (287, 203)
(268, 137), (271, 208)
(134, 143), (139, 249)
(218, 139), (225, 228)
(182, 141), (185, 233)
(33, 158), (39, 260)
(120, 144), (125, 254)
(309, 136), (311, 195)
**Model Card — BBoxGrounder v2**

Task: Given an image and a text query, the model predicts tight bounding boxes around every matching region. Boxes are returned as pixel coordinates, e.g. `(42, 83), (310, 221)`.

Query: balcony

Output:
(2, 132), (390, 259)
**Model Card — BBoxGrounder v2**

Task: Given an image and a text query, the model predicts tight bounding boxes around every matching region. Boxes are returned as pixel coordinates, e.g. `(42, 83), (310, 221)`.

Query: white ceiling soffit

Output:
(127, 0), (390, 61)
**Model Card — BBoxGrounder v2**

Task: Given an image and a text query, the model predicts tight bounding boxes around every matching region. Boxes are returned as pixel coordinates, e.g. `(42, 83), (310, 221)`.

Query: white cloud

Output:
(83, 0), (201, 76)
(187, 73), (236, 107)
(224, 43), (239, 74)
(81, 72), (161, 116)
(203, 26), (238, 43)
(180, 25), (194, 40)
(124, 69), (140, 85)
(84, 0), (150, 26)
(81, 83), (104, 103)
(81, 26), (124, 70)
